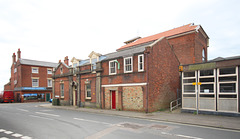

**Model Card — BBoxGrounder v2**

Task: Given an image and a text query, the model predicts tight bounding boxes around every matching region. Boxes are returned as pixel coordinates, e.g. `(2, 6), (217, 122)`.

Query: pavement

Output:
(40, 103), (240, 131)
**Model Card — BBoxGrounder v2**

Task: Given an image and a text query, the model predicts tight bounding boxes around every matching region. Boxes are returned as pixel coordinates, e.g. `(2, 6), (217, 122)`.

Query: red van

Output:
(0, 91), (14, 103)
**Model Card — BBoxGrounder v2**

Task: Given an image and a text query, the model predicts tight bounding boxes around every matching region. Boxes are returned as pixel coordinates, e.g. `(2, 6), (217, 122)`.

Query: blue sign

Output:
(23, 93), (37, 97)
(21, 87), (46, 90)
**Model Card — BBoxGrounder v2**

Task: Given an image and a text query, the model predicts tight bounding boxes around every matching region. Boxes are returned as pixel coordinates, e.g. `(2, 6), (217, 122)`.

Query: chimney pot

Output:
(17, 48), (21, 60)
(64, 56), (69, 66)
(12, 53), (16, 63)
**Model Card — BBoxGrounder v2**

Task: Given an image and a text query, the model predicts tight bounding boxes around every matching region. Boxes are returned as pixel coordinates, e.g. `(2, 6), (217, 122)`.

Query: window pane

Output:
(140, 64), (143, 70)
(183, 79), (196, 83)
(220, 83), (236, 93)
(219, 67), (235, 75)
(86, 84), (91, 90)
(200, 70), (213, 76)
(200, 84), (214, 93)
(184, 85), (195, 93)
(139, 56), (142, 62)
(199, 78), (214, 82)
(87, 91), (91, 97)
(219, 76), (237, 82)
(184, 72), (195, 78)
(32, 68), (38, 73)
(48, 69), (52, 74)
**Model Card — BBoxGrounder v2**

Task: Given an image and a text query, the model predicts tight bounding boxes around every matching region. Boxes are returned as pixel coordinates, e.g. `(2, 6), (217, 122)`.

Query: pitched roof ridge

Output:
(20, 58), (57, 64)
(117, 23), (199, 51)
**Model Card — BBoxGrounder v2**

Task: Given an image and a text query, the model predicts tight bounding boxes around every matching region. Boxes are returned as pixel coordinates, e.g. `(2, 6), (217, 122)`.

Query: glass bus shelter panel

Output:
(217, 67), (238, 113)
(182, 71), (197, 110)
(198, 69), (216, 111)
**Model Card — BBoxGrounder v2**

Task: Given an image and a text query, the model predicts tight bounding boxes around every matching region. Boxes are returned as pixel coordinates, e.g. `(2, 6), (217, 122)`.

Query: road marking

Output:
(176, 134), (203, 139)
(4, 131), (13, 134)
(0, 137), (9, 139)
(12, 133), (23, 137)
(73, 118), (112, 125)
(0, 129), (6, 132)
(161, 132), (172, 135)
(21, 136), (32, 139)
(127, 116), (240, 133)
(35, 112), (60, 117)
(29, 115), (54, 120)
(17, 108), (29, 112)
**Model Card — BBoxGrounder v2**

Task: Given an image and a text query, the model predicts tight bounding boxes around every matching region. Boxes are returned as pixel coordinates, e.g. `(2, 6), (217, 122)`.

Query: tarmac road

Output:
(0, 102), (240, 139)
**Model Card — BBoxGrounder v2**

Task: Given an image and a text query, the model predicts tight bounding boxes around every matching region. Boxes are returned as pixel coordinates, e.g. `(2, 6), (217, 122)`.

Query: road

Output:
(0, 103), (239, 139)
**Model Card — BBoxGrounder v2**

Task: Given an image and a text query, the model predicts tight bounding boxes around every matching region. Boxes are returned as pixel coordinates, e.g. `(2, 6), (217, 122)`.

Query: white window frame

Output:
(124, 56), (133, 73)
(85, 84), (91, 99)
(217, 67), (238, 94)
(32, 67), (39, 74)
(60, 84), (64, 98)
(47, 78), (52, 87)
(14, 68), (17, 73)
(138, 54), (144, 72)
(47, 68), (52, 74)
(32, 77), (39, 87)
(109, 60), (117, 75)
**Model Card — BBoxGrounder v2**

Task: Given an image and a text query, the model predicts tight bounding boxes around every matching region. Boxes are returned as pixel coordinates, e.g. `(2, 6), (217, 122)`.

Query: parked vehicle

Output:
(0, 91), (14, 103)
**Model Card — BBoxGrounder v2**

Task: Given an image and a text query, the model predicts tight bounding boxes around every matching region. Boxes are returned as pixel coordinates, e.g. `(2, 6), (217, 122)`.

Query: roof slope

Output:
(117, 23), (199, 51)
(208, 55), (240, 62)
(19, 59), (58, 67)
(103, 41), (154, 61)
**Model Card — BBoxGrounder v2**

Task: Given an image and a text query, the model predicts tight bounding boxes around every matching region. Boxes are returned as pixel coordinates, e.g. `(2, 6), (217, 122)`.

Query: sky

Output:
(0, 0), (240, 90)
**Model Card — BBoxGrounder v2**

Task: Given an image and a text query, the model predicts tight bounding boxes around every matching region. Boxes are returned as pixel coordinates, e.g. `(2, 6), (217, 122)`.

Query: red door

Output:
(111, 91), (116, 109)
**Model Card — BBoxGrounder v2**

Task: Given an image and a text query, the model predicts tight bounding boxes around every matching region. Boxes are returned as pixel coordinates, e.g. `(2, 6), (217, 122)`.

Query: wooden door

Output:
(111, 91), (116, 109)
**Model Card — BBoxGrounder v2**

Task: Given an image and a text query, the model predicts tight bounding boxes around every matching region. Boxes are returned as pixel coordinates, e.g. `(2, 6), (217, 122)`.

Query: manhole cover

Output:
(120, 123), (143, 129)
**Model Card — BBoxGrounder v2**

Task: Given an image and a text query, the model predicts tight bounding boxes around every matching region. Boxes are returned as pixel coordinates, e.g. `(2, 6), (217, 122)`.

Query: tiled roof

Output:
(208, 55), (240, 62)
(103, 41), (155, 61)
(79, 55), (107, 66)
(19, 59), (58, 67)
(117, 23), (199, 51)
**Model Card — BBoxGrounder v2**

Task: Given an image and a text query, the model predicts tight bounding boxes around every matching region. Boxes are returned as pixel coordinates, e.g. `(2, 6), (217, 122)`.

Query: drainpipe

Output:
(78, 68), (81, 107)
(145, 49), (150, 113)
(114, 60), (120, 69)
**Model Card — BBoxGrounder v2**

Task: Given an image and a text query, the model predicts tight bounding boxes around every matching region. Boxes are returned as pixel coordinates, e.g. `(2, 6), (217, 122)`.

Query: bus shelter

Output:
(180, 56), (240, 115)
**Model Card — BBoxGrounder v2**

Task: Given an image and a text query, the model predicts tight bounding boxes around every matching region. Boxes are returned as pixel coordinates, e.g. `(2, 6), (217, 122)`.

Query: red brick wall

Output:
(54, 77), (70, 101)
(147, 38), (180, 112)
(101, 56), (147, 85)
(54, 63), (70, 103)
(169, 32), (208, 65)
(20, 65), (53, 87)
(194, 32), (208, 63)
(169, 33), (196, 65)
(80, 72), (97, 103)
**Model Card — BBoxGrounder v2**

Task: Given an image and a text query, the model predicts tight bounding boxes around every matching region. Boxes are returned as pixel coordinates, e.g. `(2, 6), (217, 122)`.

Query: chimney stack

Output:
(64, 56), (69, 66)
(12, 53), (16, 64)
(17, 48), (21, 60)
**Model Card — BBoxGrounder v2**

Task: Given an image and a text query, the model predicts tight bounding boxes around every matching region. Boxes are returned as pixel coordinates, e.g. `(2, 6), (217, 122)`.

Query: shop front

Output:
(14, 87), (52, 102)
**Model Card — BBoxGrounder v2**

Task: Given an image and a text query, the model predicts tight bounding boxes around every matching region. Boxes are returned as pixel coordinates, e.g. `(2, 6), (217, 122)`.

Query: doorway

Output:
(111, 91), (116, 109)
(73, 86), (76, 106)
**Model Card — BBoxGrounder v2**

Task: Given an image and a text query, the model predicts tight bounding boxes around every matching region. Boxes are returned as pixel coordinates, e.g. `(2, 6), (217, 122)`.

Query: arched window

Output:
(202, 49), (206, 62)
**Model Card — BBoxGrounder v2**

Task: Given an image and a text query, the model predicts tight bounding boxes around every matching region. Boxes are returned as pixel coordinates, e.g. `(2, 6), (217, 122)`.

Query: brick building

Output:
(52, 23), (209, 112)
(4, 49), (58, 102)
(52, 56), (79, 106)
